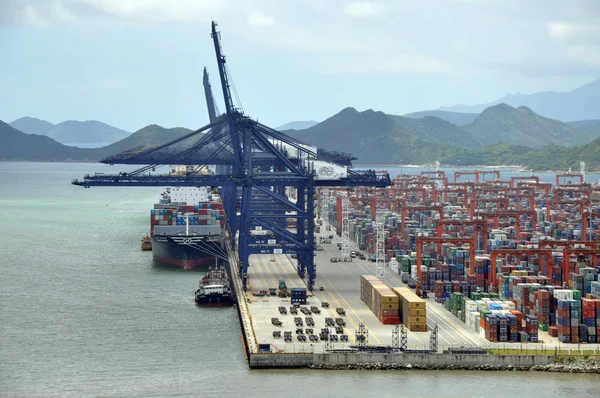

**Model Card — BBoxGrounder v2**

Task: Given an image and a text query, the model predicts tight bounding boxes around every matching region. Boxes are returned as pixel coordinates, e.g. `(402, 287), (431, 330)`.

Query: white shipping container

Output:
(464, 300), (478, 312)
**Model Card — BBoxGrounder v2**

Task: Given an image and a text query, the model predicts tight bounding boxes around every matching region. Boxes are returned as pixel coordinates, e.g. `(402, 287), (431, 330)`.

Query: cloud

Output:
(315, 53), (452, 75)
(2, 0), (599, 80)
(247, 11), (274, 26)
(344, 1), (386, 18)
(547, 22), (576, 42)
(22, 4), (49, 27)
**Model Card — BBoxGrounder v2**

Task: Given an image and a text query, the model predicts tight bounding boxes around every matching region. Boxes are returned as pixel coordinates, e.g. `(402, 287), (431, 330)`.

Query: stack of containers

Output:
(392, 287), (427, 331)
(569, 299), (580, 343)
(535, 290), (550, 331)
(597, 300), (600, 341)
(463, 299), (478, 323)
(474, 256), (490, 292)
(556, 299), (571, 343)
(373, 286), (401, 324)
(451, 292), (463, 318)
(497, 313), (508, 342)
(525, 314), (539, 342)
(360, 275), (400, 324)
(465, 309), (480, 332)
(580, 268), (597, 295)
(507, 313), (519, 342)
(360, 275), (381, 311)
(434, 280), (445, 302)
(484, 313), (498, 342)
(591, 281), (600, 299)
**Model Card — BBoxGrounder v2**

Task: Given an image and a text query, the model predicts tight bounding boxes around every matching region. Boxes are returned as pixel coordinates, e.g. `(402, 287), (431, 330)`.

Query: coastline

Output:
(308, 357), (600, 373)
(354, 163), (600, 174)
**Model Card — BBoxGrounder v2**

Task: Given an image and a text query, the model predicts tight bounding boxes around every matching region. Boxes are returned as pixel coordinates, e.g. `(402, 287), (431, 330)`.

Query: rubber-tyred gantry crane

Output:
(72, 21), (391, 291)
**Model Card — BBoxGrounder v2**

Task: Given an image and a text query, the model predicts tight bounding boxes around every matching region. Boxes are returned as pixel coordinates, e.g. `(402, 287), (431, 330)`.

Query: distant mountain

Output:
(276, 120), (319, 131)
(464, 104), (588, 148)
(566, 119), (600, 142)
(9, 117), (131, 147)
(390, 115), (481, 149)
(9, 117), (54, 136)
(402, 110), (478, 126)
(286, 107), (468, 164)
(0, 120), (194, 162)
(94, 124), (193, 158)
(440, 78), (600, 122)
(0, 119), (95, 161)
(7, 107), (600, 171)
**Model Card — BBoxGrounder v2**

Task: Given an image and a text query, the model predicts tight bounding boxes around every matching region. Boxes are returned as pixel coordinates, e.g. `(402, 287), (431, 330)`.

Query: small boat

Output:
(141, 235), (152, 251)
(195, 261), (234, 306)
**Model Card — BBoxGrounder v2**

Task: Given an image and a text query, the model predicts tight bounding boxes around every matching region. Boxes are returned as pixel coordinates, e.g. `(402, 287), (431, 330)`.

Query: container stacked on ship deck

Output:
(150, 199), (225, 236)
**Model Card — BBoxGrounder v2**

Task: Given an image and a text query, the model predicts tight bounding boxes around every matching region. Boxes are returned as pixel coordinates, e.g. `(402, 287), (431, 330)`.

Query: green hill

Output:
(94, 124), (193, 158)
(567, 119), (600, 142)
(287, 107), (470, 164)
(465, 104), (588, 148)
(390, 115), (481, 149)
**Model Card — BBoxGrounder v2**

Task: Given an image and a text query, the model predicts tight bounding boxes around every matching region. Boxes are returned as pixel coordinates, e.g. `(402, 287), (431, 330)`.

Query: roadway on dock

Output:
(313, 223), (488, 349)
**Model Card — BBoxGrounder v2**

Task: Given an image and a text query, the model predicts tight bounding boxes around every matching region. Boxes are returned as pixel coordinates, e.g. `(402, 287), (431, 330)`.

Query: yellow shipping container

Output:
(407, 309), (426, 317)
(393, 287), (425, 308)
(379, 302), (400, 310)
(407, 323), (428, 332)
(407, 316), (425, 324)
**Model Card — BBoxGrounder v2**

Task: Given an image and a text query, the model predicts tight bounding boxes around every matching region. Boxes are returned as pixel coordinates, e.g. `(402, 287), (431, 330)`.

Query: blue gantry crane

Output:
(72, 21), (391, 291)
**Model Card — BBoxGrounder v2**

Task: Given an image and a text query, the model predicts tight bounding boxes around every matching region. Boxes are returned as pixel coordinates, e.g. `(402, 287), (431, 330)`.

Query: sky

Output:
(0, 0), (599, 132)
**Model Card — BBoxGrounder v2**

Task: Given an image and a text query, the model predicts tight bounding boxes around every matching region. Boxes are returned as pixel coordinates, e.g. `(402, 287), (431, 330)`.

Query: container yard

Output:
(219, 171), (600, 370)
(225, 169), (600, 367)
(308, 169), (600, 350)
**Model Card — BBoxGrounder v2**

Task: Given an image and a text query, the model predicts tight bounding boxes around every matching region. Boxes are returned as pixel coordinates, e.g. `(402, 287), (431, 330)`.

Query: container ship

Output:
(194, 263), (234, 306)
(150, 186), (225, 269)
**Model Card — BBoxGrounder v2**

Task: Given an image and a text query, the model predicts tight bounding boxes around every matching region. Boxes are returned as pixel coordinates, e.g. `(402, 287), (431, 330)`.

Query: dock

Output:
(228, 222), (599, 368)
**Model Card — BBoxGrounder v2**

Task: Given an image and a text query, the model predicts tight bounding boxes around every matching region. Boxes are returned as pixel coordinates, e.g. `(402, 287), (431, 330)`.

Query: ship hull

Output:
(194, 294), (235, 306)
(152, 235), (223, 270)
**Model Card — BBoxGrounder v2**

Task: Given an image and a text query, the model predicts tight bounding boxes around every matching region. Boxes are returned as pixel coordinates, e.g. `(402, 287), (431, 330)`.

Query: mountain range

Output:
(0, 120), (192, 161)
(2, 77), (600, 170)
(3, 102), (600, 170)
(10, 117), (131, 147)
(275, 120), (318, 131)
(438, 78), (600, 122)
(286, 106), (600, 170)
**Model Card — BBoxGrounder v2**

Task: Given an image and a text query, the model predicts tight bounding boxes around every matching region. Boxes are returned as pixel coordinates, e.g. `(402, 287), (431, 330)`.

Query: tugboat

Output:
(194, 260), (234, 306)
(141, 235), (152, 251)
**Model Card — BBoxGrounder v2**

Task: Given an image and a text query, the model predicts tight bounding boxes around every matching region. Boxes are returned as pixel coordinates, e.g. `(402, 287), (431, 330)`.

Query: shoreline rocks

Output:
(307, 358), (600, 373)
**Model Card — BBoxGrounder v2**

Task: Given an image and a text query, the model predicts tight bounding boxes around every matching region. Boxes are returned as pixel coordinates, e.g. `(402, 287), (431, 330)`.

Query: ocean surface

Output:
(1, 162), (599, 397)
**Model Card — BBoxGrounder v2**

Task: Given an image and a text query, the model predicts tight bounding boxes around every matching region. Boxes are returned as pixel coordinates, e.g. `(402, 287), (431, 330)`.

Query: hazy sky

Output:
(1, 0), (599, 131)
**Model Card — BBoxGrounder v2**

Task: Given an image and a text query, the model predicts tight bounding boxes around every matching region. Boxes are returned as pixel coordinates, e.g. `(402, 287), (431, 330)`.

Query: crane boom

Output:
(211, 20), (241, 174)
(203, 67), (218, 123)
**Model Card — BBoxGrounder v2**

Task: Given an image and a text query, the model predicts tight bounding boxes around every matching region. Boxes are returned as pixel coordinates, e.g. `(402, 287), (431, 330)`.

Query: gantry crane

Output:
(72, 21), (391, 291)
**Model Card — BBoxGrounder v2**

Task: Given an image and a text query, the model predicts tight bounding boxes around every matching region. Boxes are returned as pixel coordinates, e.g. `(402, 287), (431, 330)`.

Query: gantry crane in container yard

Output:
(453, 169), (500, 184)
(72, 21), (391, 291)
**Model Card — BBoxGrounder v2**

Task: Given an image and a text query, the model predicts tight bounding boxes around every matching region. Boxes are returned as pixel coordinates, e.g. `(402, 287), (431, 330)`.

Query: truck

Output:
(291, 287), (307, 305)
(278, 279), (288, 297)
